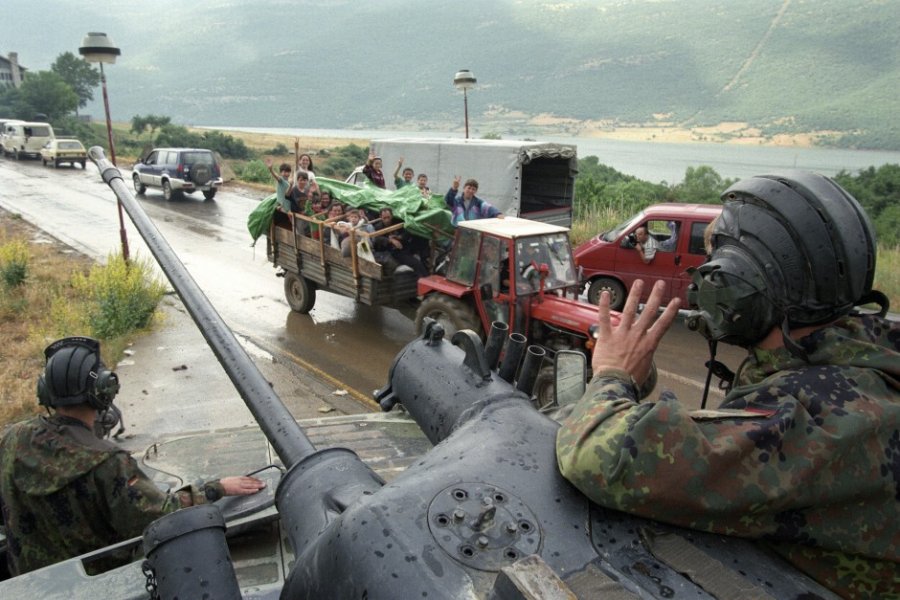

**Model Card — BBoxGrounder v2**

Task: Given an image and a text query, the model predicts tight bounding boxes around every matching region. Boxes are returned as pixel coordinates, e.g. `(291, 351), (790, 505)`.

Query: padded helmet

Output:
(687, 170), (878, 348)
(36, 337), (119, 410)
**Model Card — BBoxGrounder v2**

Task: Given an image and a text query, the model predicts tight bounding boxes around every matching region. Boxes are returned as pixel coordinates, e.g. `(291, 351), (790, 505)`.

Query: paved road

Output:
(0, 156), (744, 417)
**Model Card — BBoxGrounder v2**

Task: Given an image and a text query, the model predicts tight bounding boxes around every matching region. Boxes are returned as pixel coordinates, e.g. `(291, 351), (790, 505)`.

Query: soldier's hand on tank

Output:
(591, 280), (680, 388)
(219, 476), (266, 496)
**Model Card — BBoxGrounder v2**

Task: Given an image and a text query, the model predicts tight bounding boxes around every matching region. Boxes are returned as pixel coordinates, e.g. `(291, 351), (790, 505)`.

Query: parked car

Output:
(132, 147), (223, 200)
(2, 121), (55, 160)
(40, 138), (87, 168)
(574, 203), (722, 310)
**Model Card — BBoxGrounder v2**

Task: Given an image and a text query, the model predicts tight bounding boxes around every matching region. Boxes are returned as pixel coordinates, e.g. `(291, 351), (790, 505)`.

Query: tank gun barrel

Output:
(88, 147), (316, 467)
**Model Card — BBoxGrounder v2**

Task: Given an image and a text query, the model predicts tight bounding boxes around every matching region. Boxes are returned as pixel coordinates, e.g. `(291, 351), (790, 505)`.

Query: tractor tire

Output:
(133, 174), (147, 195)
(414, 295), (482, 338)
(284, 272), (316, 313)
(531, 365), (557, 411)
(587, 277), (626, 310)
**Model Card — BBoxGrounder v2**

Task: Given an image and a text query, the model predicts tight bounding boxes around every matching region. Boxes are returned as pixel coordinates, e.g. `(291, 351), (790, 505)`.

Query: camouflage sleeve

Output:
(92, 454), (223, 539)
(555, 370), (854, 537)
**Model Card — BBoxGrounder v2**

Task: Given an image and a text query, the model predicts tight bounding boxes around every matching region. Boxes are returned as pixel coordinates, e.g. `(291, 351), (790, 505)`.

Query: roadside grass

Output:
(0, 210), (166, 426)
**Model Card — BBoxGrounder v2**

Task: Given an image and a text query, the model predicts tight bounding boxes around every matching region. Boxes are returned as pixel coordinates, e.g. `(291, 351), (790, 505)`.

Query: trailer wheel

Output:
(284, 272), (316, 313)
(414, 295), (481, 338)
(587, 277), (626, 310)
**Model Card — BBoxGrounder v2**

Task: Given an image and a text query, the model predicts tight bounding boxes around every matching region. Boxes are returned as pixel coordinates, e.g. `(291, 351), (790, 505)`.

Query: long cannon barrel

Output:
(88, 147), (316, 468)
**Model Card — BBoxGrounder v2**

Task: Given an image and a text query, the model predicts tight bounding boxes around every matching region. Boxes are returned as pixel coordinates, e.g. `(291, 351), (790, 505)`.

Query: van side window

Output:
(646, 220), (676, 252)
(689, 222), (709, 255)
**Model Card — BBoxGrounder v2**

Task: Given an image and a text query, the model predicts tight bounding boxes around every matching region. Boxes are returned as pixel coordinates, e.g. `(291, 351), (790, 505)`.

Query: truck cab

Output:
(574, 203), (722, 310)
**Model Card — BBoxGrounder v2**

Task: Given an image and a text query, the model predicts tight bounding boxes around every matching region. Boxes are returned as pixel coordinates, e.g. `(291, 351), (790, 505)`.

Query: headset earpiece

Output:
(90, 368), (120, 410)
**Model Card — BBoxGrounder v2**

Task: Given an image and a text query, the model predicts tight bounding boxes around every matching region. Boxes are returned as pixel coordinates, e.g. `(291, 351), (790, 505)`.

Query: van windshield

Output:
(600, 211), (645, 242)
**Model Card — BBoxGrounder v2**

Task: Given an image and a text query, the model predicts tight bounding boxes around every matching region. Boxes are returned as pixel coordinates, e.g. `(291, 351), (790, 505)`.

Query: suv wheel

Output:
(202, 189), (217, 201)
(162, 180), (175, 201)
(192, 164), (212, 186)
(587, 277), (626, 310)
(133, 174), (147, 195)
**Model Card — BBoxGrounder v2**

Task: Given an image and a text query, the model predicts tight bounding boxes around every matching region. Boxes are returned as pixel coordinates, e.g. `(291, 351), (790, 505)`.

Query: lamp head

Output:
(79, 32), (121, 64)
(453, 69), (477, 91)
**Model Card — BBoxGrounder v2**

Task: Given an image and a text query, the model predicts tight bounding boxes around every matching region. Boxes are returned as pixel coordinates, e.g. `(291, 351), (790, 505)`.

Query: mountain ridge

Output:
(2, 0), (897, 149)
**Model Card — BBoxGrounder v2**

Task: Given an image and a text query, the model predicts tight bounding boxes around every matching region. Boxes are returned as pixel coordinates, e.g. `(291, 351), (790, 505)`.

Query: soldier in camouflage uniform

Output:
(0, 337), (265, 575)
(556, 171), (899, 599)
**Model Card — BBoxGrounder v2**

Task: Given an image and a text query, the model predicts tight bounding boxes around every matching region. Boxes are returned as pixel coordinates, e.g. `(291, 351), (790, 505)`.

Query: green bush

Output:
(71, 253), (167, 339)
(235, 160), (271, 184)
(0, 239), (29, 288)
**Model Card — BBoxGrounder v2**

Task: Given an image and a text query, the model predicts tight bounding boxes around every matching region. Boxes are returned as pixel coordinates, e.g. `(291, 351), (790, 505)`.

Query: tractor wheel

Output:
(133, 174), (147, 195)
(531, 365), (557, 411)
(284, 272), (316, 313)
(587, 277), (626, 310)
(414, 295), (482, 338)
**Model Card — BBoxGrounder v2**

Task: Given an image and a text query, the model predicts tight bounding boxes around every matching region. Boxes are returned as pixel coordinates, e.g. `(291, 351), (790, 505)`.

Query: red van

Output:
(573, 203), (722, 309)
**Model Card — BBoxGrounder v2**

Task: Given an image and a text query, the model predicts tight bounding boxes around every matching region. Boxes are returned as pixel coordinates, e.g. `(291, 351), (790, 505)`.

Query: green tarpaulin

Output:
(247, 177), (454, 243)
(247, 194), (278, 243)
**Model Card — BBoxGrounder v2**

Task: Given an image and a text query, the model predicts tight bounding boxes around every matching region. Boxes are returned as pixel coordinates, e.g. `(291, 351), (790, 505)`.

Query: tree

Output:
(130, 114), (171, 137)
(50, 52), (100, 115)
(16, 71), (78, 121)
(673, 166), (735, 204)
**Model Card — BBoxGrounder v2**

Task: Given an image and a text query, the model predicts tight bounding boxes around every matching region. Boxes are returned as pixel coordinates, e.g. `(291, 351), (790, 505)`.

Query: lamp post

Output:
(79, 32), (129, 261)
(453, 69), (476, 139)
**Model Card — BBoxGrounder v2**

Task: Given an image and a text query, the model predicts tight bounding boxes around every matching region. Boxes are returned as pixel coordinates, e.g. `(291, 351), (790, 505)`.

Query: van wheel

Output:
(588, 277), (626, 310)
(284, 272), (316, 313)
(133, 174), (146, 195)
(414, 295), (482, 338)
(162, 180), (174, 201)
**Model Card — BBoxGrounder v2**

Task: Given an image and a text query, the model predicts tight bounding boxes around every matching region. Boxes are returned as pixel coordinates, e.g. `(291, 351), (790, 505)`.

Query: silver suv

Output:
(132, 148), (223, 200)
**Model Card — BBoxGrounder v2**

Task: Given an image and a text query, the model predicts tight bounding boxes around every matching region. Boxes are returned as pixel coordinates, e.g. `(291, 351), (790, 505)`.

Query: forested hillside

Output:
(2, 0), (898, 149)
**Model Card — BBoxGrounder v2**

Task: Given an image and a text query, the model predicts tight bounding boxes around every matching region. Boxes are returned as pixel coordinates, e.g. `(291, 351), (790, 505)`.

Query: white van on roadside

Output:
(2, 121), (55, 160)
(0, 119), (24, 155)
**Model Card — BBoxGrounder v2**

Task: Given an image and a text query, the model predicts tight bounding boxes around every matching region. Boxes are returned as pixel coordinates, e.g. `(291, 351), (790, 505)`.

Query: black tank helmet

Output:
(37, 336), (119, 410)
(687, 170), (883, 350)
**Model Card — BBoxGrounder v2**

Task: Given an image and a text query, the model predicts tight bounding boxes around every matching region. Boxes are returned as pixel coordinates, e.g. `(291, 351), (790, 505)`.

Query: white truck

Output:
(348, 138), (578, 227)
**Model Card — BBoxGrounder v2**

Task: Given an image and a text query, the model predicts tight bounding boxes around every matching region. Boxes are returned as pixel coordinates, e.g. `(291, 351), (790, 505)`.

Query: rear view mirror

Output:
(555, 351), (586, 407)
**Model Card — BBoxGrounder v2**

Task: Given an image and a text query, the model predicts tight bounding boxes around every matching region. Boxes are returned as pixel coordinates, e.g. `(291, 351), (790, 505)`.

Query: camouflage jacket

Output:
(557, 315), (900, 599)
(0, 414), (223, 575)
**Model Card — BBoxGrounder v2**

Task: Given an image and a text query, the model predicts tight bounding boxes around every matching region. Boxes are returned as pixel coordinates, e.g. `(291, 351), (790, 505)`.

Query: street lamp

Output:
(453, 69), (476, 139)
(79, 32), (129, 261)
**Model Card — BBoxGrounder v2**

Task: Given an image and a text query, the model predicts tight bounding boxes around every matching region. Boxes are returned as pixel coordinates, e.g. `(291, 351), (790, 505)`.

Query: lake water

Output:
(204, 126), (900, 184)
